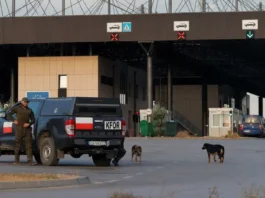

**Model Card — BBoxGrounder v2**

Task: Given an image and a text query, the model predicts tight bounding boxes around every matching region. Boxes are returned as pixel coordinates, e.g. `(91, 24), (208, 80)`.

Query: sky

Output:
(0, 0), (263, 17)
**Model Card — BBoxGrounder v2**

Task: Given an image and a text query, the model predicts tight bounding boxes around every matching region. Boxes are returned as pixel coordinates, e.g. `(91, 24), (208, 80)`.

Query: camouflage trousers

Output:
(15, 126), (33, 162)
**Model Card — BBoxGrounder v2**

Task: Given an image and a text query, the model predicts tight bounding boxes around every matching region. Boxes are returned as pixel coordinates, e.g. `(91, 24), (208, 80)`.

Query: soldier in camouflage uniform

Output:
(7, 97), (36, 166)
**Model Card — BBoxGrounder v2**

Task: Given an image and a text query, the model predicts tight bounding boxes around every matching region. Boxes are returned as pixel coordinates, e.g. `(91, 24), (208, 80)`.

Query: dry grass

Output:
(176, 131), (192, 138)
(0, 173), (77, 182)
(242, 184), (265, 198)
(110, 192), (140, 198)
(111, 185), (265, 198)
(224, 132), (241, 139)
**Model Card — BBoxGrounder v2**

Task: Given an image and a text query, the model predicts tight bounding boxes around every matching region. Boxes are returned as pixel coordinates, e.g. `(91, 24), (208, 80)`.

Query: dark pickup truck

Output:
(0, 97), (126, 166)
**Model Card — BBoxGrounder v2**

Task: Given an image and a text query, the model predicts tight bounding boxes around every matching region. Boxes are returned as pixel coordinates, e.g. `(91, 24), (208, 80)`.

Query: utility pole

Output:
(108, 0), (111, 15)
(168, 0), (172, 13)
(141, 4), (145, 14)
(235, 0), (238, 11)
(62, 0), (65, 15)
(12, 0), (15, 17)
(201, 0), (206, 12)
(148, 0), (152, 13)
(259, 2), (263, 11)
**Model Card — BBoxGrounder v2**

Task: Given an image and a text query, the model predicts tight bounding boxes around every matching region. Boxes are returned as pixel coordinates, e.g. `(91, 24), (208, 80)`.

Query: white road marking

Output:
(156, 166), (163, 169)
(105, 180), (119, 183)
(123, 176), (134, 179)
(93, 182), (103, 184)
(165, 164), (170, 166)
(146, 169), (154, 171)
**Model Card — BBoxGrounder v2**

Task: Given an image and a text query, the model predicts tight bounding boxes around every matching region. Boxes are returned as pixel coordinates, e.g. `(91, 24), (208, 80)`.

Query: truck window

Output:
(28, 101), (41, 117)
(41, 99), (73, 116)
(74, 103), (122, 116)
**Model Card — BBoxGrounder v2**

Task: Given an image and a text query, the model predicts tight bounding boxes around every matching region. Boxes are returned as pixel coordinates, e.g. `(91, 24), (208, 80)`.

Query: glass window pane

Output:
(213, 114), (220, 127)
(223, 114), (230, 127)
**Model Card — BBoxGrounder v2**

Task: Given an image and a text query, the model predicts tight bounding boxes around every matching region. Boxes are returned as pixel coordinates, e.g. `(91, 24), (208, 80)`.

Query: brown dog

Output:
(131, 145), (142, 164)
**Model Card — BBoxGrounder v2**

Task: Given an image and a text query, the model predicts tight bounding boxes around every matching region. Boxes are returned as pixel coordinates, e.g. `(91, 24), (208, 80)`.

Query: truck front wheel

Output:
(39, 137), (59, 166)
(92, 155), (111, 166)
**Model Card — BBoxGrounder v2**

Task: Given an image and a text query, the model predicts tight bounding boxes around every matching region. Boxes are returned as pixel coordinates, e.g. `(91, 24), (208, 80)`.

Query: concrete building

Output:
(155, 84), (248, 135)
(18, 56), (147, 135)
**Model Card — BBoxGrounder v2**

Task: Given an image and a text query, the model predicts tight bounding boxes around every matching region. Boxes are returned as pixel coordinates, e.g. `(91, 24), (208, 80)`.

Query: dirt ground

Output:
(0, 173), (77, 182)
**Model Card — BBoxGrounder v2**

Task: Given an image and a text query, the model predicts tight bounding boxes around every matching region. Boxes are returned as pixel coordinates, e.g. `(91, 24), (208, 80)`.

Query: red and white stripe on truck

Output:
(75, 117), (93, 130)
(3, 122), (12, 134)
(64, 117), (126, 137)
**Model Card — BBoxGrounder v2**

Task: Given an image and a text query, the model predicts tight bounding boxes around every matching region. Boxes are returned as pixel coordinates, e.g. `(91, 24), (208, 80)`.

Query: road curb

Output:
(0, 176), (91, 190)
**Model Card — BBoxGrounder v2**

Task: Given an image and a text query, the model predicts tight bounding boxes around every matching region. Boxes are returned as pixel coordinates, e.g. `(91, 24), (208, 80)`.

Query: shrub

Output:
(151, 104), (167, 136)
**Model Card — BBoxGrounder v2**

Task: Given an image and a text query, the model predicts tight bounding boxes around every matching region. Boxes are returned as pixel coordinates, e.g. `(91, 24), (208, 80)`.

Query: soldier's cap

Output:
(21, 97), (30, 103)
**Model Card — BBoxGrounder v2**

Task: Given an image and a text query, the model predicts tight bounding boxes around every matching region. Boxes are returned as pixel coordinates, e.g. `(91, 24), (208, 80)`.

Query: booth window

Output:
(212, 114), (220, 127)
(222, 114), (230, 127)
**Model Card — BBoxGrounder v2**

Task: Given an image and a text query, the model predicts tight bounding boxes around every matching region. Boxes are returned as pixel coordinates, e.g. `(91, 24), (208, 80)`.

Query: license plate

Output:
(104, 121), (121, 130)
(244, 130), (250, 133)
(88, 141), (107, 146)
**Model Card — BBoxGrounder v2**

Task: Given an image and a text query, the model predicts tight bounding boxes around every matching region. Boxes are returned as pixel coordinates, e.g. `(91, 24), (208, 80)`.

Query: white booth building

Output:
(208, 108), (243, 137)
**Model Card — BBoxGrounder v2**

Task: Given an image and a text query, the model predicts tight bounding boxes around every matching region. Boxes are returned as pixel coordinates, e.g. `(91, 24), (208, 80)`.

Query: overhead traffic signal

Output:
(110, 33), (119, 41)
(229, 110), (232, 116)
(177, 32), (186, 40)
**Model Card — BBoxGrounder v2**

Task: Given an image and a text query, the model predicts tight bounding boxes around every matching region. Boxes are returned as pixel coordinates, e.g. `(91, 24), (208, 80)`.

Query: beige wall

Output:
(18, 56), (148, 134)
(18, 56), (99, 100)
(155, 85), (220, 131)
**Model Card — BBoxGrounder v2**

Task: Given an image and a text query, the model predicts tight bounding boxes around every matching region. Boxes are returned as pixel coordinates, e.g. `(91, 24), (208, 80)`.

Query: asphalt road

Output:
(1, 138), (265, 198)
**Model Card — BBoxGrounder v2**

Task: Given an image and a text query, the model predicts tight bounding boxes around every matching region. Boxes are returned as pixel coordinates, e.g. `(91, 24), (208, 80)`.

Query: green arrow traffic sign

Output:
(246, 30), (255, 39)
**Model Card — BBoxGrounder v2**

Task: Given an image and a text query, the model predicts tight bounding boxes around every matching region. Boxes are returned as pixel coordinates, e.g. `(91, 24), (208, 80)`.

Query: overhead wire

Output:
(48, 0), (58, 15)
(25, 0), (39, 16)
(30, 0), (40, 16)
(78, 0), (85, 15)
(35, 0), (46, 16)
(70, 0), (74, 15)
(4, 0), (10, 16)
(87, 0), (101, 15)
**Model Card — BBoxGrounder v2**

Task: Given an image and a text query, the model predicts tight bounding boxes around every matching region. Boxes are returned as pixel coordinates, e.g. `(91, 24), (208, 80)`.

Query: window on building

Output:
(120, 93), (127, 105)
(101, 75), (113, 86)
(59, 75), (67, 89)
(222, 114), (230, 127)
(212, 114), (220, 127)
(58, 75), (67, 97)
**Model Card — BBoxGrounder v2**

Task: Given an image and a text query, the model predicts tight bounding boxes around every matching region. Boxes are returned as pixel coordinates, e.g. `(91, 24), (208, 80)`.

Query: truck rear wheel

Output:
(39, 137), (59, 166)
(92, 155), (111, 166)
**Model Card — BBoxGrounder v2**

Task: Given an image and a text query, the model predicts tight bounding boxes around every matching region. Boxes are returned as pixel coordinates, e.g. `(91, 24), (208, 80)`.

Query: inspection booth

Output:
(208, 108), (243, 137)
